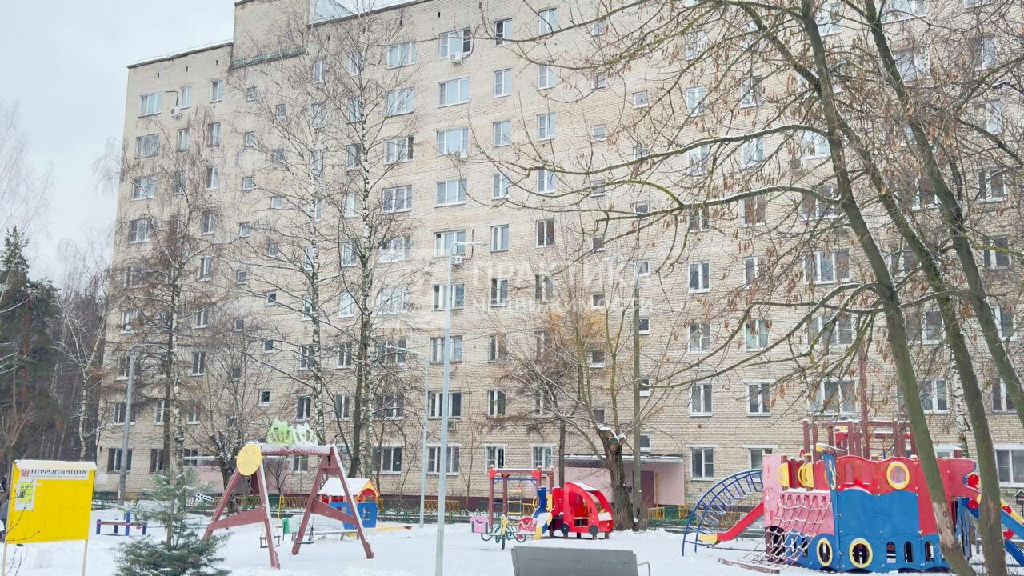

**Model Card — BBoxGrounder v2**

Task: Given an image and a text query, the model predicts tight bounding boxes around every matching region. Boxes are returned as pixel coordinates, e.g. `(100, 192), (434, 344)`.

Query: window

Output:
(346, 144), (362, 170)
(376, 393), (403, 418)
(191, 351), (207, 375)
(635, 260), (650, 277)
(977, 168), (1006, 201)
(743, 256), (761, 287)
(386, 88), (415, 116)
(382, 186), (413, 213)
(291, 455), (309, 472)
(689, 261), (711, 293)
(983, 236), (1011, 269)
(810, 379), (856, 414)
(747, 381), (771, 415)
(741, 138), (765, 167)
(374, 446), (402, 473)
(741, 195), (766, 225)
(438, 28), (472, 59)
(262, 339), (275, 354)
(894, 48), (929, 81)
(534, 113), (558, 141)
(132, 176), (156, 200)
(593, 409), (606, 424)
(975, 100), (1003, 135)
(199, 210), (216, 235)
(489, 278), (509, 306)
(691, 447), (714, 479)
(487, 389), (506, 416)
(633, 91), (649, 108)
(685, 31), (708, 60)
(385, 136), (414, 164)
(685, 86), (707, 117)
(491, 224), (510, 251)
(347, 97), (364, 123)
(312, 58), (327, 83)
(340, 242), (357, 267)
(339, 291), (359, 318)
(428, 391), (463, 419)
(494, 19), (511, 45)
(639, 434), (652, 453)
(388, 41), (416, 68)
(801, 188), (838, 219)
(537, 169), (556, 194)
(815, 0), (842, 35)
(807, 314), (854, 348)
(176, 128), (190, 152)
(293, 395), (311, 421)
(120, 309), (138, 332)
(135, 134), (159, 158)
(745, 319), (769, 350)
(275, 104), (287, 120)
(186, 407), (200, 424)
(749, 447), (773, 470)
(882, 0), (926, 21)
(688, 146), (710, 176)
(688, 323), (711, 352)
(691, 381), (712, 415)
(593, 72), (608, 89)
(971, 35), (997, 70)
(194, 306), (209, 328)
(537, 65), (556, 90)
(487, 335), (507, 362)
(493, 173), (510, 199)
(740, 76), (763, 107)
(535, 274), (555, 303)
(336, 342), (353, 369)
(205, 166), (219, 190)
(435, 179), (467, 206)
(139, 92), (161, 116)
(800, 131), (830, 159)
(206, 122), (222, 147)
(107, 448), (133, 472)
(532, 446), (554, 469)
(919, 379), (949, 413)
(591, 124), (607, 143)
(493, 121), (512, 147)
(438, 78), (470, 107)
(538, 8), (559, 34)
(589, 178), (607, 197)
(429, 335), (463, 363)
(232, 317), (245, 332)
(591, 19), (608, 36)
(376, 286), (409, 315)
(995, 448), (1024, 485)
(380, 235), (411, 263)
(434, 230), (467, 256)
(311, 149), (324, 176)
(265, 291), (278, 306)
(485, 445), (505, 469)
(638, 316), (651, 334)
(346, 51), (365, 75)
(494, 69), (512, 97)
(210, 79), (224, 102)
(804, 250), (851, 284)
(112, 401), (136, 424)
(993, 304), (1014, 340)
(588, 349), (606, 368)
(149, 449), (166, 473)
(437, 128), (469, 156)
(993, 379), (1016, 412)
(427, 446), (460, 475)
(536, 219), (555, 246)
(177, 85), (192, 108)
(198, 256), (213, 280)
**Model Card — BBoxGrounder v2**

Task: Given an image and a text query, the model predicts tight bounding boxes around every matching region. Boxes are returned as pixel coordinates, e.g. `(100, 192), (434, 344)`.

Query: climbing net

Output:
(745, 490), (831, 567)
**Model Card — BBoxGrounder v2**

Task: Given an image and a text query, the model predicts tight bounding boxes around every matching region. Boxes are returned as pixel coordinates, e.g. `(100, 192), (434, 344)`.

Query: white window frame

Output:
(690, 447), (715, 480)
(747, 381), (772, 415)
(438, 77), (471, 107)
(688, 261), (711, 293)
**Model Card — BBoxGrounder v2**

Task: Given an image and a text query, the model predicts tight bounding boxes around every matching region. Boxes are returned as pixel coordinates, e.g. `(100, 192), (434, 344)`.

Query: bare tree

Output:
(0, 102), (49, 236)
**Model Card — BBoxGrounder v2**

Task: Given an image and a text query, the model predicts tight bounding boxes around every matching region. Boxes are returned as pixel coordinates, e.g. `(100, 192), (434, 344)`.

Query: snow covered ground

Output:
(13, 509), (818, 575)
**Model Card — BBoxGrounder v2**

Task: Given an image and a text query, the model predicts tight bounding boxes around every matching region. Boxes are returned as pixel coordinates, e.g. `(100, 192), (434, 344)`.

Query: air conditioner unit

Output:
(449, 52), (466, 63)
(170, 107), (183, 118)
(451, 255), (464, 266)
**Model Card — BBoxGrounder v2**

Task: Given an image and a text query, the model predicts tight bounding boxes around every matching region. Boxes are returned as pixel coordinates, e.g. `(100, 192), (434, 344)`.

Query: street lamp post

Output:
(118, 350), (138, 506)
(435, 240), (485, 576)
(388, 345), (430, 528)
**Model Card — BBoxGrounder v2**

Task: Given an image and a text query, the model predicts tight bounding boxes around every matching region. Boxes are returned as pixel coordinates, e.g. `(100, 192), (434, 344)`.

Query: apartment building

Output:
(97, 0), (1024, 505)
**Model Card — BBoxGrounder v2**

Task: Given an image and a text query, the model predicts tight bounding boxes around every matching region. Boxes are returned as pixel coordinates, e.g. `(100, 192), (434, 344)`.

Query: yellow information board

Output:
(5, 460), (96, 544)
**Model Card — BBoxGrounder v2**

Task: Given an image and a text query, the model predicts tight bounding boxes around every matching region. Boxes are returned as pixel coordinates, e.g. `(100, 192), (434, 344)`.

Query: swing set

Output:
(486, 467), (555, 530)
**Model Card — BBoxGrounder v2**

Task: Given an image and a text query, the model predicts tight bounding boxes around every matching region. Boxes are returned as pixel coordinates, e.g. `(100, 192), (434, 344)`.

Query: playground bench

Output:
(511, 547), (650, 576)
(96, 518), (147, 536)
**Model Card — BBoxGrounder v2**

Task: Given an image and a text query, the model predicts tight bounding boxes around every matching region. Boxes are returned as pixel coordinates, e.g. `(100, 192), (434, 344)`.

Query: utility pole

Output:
(631, 271), (643, 531)
(117, 351), (137, 505)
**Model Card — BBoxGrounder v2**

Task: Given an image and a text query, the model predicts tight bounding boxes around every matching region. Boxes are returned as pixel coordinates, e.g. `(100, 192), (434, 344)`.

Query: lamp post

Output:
(118, 349), (139, 506)
(435, 239), (485, 576)
(388, 345), (430, 528)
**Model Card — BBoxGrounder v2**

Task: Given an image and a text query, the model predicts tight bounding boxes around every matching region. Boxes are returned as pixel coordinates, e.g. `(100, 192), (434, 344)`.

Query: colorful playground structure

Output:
(683, 419), (1024, 572)
(473, 467), (615, 545)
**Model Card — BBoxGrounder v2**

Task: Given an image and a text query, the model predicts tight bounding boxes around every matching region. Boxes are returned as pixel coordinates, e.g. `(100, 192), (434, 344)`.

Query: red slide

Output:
(697, 501), (764, 546)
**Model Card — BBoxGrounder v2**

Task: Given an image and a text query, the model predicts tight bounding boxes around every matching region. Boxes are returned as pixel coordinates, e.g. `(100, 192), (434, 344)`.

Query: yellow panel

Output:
(6, 460), (96, 543)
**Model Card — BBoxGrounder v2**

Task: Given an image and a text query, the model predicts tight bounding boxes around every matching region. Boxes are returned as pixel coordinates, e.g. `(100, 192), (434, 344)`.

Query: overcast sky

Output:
(0, 1), (235, 281)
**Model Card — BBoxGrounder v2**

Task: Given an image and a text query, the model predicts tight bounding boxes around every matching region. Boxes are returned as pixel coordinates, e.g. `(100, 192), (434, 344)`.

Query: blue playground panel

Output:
(328, 501), (378, 529)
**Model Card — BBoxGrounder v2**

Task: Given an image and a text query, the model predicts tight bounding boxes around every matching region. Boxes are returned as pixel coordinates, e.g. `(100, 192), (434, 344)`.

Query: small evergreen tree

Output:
(116, 470), (228, 576)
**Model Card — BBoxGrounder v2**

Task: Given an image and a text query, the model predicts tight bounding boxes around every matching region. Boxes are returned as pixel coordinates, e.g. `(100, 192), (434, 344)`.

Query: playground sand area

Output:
(13, 508), (823, 576)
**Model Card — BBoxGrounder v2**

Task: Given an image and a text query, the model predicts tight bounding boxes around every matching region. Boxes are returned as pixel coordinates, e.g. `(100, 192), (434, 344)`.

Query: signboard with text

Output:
(5, 460), (96, 544)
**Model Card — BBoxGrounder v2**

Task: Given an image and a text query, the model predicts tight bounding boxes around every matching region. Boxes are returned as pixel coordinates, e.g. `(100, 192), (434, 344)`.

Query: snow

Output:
(13, 509), (822, 575)
(320, 478), (375, 497)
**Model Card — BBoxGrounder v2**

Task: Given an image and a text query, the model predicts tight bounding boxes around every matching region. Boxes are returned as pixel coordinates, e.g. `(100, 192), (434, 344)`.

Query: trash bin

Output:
(281, 517), (291, 535)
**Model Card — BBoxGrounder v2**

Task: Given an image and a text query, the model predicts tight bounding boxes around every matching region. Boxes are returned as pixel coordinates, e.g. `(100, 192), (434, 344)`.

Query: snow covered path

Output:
(13, 510), (820, 575)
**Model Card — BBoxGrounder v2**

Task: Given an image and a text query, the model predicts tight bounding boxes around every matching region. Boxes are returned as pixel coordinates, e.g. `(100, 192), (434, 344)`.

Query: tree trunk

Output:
(557, 420), (567, 487)
(597, 428), (632, 530)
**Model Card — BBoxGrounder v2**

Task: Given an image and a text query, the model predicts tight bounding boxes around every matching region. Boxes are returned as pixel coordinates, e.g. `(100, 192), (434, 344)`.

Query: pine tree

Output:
(116, 470), (228, 576)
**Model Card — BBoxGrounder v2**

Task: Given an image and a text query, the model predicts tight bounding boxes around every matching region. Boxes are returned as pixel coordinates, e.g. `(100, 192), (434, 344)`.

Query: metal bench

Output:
(511, 547), (650, 576)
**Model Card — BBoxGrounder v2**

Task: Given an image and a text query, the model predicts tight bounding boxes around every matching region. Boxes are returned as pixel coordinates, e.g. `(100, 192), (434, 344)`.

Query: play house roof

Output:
(319, 477), (379, 500)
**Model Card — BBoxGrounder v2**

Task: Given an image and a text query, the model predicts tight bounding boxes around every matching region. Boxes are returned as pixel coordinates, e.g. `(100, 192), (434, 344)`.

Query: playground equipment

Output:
(96, 511), (147, 536)
(549, 482), (614, 539)
(203, 441), (374, 569)
(319, 477), (379, 529)
(481, 513), (530, 549)
(682, 419), (1024, 572)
